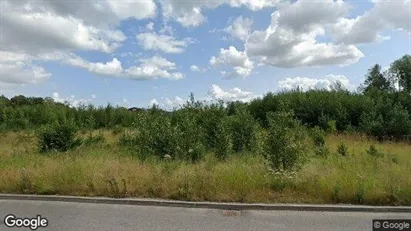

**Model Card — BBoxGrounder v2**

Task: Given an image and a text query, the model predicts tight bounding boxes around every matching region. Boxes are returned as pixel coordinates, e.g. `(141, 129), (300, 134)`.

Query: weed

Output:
(366, 144), (384, 157)
(337, 143), (349, 156)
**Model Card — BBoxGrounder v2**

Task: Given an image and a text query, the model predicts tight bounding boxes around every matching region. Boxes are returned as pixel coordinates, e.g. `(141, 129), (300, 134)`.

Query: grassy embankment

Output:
(0, 130), (410, 205)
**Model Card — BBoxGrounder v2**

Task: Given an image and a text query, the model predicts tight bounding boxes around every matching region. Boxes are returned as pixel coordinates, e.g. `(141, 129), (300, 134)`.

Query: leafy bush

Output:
(84, 133), (105, 146)
(119, 132), (135, 148)
(214, 121), (230, 160)
(337, 143), (349, 156)
(225, 108), (258, 153)
(36, 120), (80, 152)
(197, 103), (226, 150)
(6, 118), (29, 131)
(112, 125), (124, 135)
(171, 108), (206, 162)
(131, 111), (174, 160)
(366, 144), (384, 157)
(125, 107), (206, 162)
(327, 120), (338, 133)
(310, 127), (329, 157)
(311, 127), (326, 147)
(264, 111), (309, 172)
(318, 114), (337, 133)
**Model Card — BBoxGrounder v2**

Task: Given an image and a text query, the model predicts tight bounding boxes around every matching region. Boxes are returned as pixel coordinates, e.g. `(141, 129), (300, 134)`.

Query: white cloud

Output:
(176, 8), (207, 27)
(276, 0), (349, 34)
(163, 96), (185, 108)
(278, 74), (354, 92)
(149, 98), (159, 107)
(224, 16), (253, 41)
(90, 58), (123, 76)
(227, 0), (282, 11)
(190, 65), (207, 73)
(210, 46), (254, 78)
(208, 84), (259, 102)
(0, 61), (51, 86)
(0, 0), (157, 89)
(65, 54), (184, 80)
(159, 22), (176, 35)
(125, 56), (184, 80)
(91, 94), (96, 99)
(159, 0), (281, 27)
(136, 32), (192, 53)
(107, 0), (157, 20)
(191, 65), (201, 72)
(331, 0), (411, 45)
(245, 0), (364, 68)
(1, 6), (127, 55)
(0, 51), (33, 62)
(51, 92), (92, 107)
(120, 98), (131, 107)
(146, 22), (155, 31)
(2, 0), (157, 26)
(150, 96), (185, 110)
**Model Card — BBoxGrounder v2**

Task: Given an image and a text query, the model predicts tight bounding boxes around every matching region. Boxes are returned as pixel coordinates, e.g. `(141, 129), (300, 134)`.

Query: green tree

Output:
(264, 111), (309, 172)
(390, 55), (411, 93)
(225, 108), (258, 153)
(361, 64), (391, 93)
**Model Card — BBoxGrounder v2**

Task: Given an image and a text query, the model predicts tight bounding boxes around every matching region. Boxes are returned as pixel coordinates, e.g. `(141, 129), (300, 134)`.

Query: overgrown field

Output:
(1, 55), (411, 205)
(0, 130), (410, 205)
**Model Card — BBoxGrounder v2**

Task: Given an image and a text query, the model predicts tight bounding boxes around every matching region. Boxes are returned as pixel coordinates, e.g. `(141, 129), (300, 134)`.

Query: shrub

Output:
(112, 125), (124, 135)
(318, 114), (337, 133)
(119, 132), (134, 147)
(126, 108), (206, 162)
(311, 127), (326, 147)
(327, 120), (337, 133)
(314, 145), (330, 157)
(366, 144), (384, 157)
(225, 108), (258, 153)
(7, 118), (29, 131)
(214, 121), (230, 160)
(264, 111), (309, 172)
(337, 142), (349, 156)
(171, 109), (206, 162)
(84, 133), (105, 146)
(36, 120), (80, 152)
(310, 127), (329, 157)
(132, 111), (174, 160)
(197, 103), (226, 150)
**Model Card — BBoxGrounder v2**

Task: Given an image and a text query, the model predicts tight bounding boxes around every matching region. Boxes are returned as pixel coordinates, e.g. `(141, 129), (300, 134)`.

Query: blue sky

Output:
(0, 0), (410, 109)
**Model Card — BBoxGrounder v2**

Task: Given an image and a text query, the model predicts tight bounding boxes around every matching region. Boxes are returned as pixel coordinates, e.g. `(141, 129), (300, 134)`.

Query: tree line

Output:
(1, 55), (410, 141)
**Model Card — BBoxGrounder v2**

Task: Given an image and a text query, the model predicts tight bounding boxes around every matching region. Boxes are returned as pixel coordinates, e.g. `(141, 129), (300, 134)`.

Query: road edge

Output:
(0, 194), (410, 213)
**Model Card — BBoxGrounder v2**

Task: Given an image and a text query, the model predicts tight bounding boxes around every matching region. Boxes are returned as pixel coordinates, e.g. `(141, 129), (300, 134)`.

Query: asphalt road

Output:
(0, 200), (410, 231)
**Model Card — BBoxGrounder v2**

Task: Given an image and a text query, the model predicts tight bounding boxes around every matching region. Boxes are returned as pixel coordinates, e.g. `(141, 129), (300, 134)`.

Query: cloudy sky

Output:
(0, 0), (410, 109)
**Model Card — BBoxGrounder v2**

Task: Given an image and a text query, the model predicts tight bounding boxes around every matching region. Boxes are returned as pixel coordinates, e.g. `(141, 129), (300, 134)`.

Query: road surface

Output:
(0, 200), (409, 231)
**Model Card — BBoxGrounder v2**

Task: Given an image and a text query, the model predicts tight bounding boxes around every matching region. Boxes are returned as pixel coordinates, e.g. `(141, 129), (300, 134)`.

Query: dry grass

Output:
(0, 131), (410, 205)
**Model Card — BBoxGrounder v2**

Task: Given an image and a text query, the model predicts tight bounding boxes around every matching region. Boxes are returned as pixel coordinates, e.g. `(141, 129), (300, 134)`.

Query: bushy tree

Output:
(225, 108), (258, 153)
(36, 120), (80, 152)
(390, 55), (411, 93)
(171, 108), (206, 162)
(197, 102), (226, 150)
(264, 111), (309, 172)
(214, 121), (231, 160)
(361, 64), (391, 93)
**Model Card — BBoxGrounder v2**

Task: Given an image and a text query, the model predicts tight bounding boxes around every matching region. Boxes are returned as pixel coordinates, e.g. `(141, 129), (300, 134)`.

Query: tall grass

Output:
(0, 131), (410, 205)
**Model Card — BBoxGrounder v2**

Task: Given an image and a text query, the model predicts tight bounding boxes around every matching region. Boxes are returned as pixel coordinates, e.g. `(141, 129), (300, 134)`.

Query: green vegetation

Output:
(0, 55), (410, 205)
(36, 120), (80, 152)
(0, 131), (410, 205)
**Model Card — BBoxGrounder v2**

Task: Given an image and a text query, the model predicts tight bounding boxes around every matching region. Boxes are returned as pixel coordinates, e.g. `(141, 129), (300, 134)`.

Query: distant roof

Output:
(128, 107), (144, 112)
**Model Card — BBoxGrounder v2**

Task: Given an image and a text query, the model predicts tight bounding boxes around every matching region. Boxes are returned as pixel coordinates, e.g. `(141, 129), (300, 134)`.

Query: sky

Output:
(0, 0), (410, 110)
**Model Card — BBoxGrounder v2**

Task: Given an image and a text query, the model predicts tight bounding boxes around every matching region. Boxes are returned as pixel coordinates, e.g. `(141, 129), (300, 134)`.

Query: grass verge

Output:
(0, 131), (410, 205)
